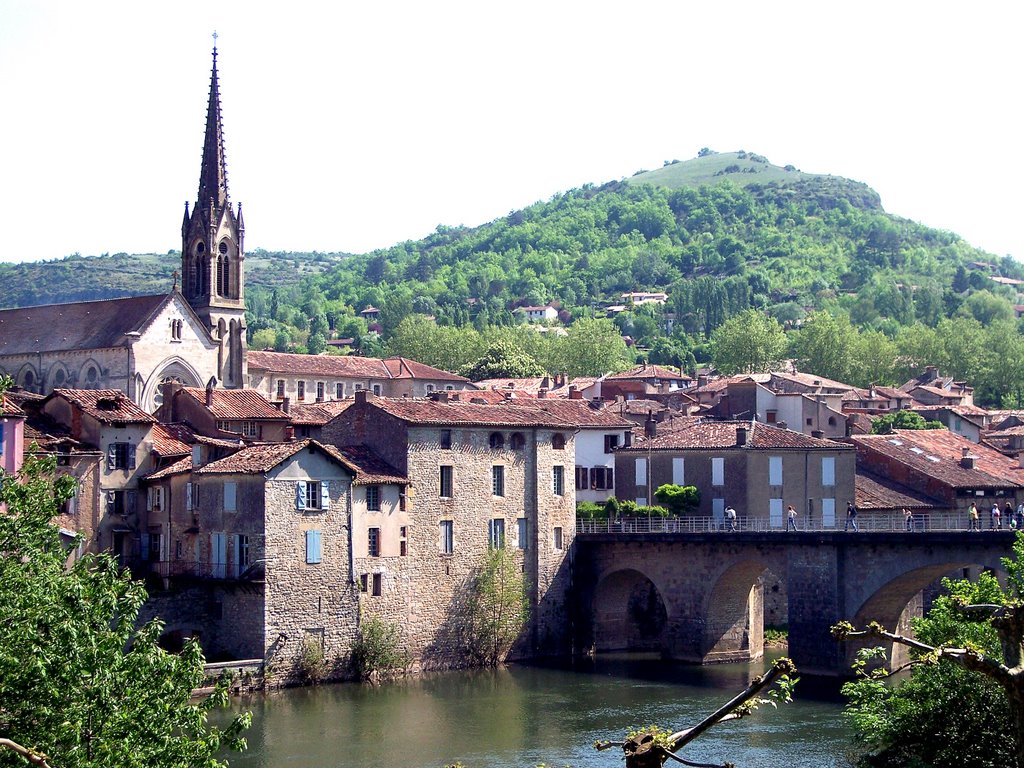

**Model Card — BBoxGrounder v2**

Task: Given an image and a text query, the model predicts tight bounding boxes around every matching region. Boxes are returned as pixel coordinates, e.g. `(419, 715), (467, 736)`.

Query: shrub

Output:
(576, 501), (607, 519)
(351, 612), (409, 682)
(298, 634), (328, 684)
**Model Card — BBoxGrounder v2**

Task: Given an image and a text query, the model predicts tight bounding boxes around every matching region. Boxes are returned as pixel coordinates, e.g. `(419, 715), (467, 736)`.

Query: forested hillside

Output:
(5, 151), (1023, 405)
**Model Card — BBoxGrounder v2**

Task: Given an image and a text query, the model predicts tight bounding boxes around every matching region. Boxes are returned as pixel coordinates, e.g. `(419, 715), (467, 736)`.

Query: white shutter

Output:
(672, 457), (684, 485)
(320, 481), (331, 511)
(822, 457), (836, 487)
(822, 498), (836, 527)
(769, 498), (784, 528)
(224, 482), (237, 512)
(711, 457), (724, 486)
(769, 456), (783, 486)
(295, 481), (307, 510)
(185, 482), (193, 511)
(635, 458), (647, 485)
(712, 498), (725, 525)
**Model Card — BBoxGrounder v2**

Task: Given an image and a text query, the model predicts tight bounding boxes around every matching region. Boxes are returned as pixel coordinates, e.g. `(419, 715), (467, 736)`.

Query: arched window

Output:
(84, 366), (99, 388)
(22, 369), (35, 389)
(489, 432), (505, 450)
(828, 416), (837, 427)
(53, 368), (66, 387)
(510, 432), (525, 450)
(551, 433), (566, 450)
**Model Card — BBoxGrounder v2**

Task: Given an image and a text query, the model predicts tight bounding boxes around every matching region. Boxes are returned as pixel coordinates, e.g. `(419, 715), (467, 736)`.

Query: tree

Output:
(653, 484), (701, 515)
(459, 340), (545, 382)
(870, 410), (944, 434)
(711, 310), (787, 374)
(468, 547), (529, 666)
(788, 311), (857, 383)
(834, 532), (1024, 767)
(0, 454), (249, 768)
(553, 318), (633, 378)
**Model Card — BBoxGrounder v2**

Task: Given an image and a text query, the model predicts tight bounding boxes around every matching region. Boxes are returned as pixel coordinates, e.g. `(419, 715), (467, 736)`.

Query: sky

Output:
(0, 1), (1021, 263)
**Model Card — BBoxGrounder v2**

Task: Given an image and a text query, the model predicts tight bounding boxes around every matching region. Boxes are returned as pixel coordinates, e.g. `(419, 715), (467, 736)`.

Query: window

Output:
(372, 573), (382, 596)
(297, 381), (306, 401)
(603, 434), (619, 454)
(368, 527), (380, 557)
(109, 489), (137, 516)
(552, 465), (564, 496)
(492, 465), (505, 497)
(335, 382), (345, 399)
(805, 418), (813, 426)
(316, 382), (325, 401)
(766, 410), (777, 424)
(635, 458), (647, 486)
(399, 491), (407, 511)
(106, 442), (135, 471)
(170, 319), (182, 340)
(366, 485), (381, 511)
(489, 432), (505, 450)
(488, 518), (506, 548)
(517, 518), (527, 550)
(148, 486), (164, 511)
(400, 526), (408, 557)
(186, 482), (194, 511)
(552, 433), (566, 450)
(296, 480), (331, 511)
(822, 456), (836, 487)
(440, 465), (453, 498)
(359, 574), (368, 592)
(711, 457), (724, 486)
(440, 429), (452, 449)
(224, 482), (237, 512)
(592, 467), (614, 490)
(553, 526), (563, 550)
(354, 383), (363, 391)
(822, 498), (836, 527)
(575, 466), (589, 490)
(769, 456), (783, 486)
(276, 379), (286, 398)
(672, 457), (685, 485)
(510, 432), (525, 450)
(233, 534), (250, 577)
(425, 384), (435, 394)
(216, 420), (258, 437)
(305, 530), (322, 564)
(372, 384), (382, 396)
(440, 520), (454, 554)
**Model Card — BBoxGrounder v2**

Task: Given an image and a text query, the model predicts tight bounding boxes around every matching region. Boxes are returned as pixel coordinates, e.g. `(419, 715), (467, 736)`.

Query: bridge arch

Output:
(702, 558), (777, 663)
(591, 568), (668, 653)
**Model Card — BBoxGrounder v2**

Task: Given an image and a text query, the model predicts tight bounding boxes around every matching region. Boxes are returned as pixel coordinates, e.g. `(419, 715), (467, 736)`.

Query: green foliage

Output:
(298, 634), (328, 684)
(711, 309), (787, 374)
(460, 340), (545, 381)
(468, 547), (529, 666)
(653, 484), (701, 515)
(618, 501), (670, 517)
(0, 455), (249, 768)
(870, 410), (945, 434)
(576, 501), (607, 520)
(842, 572), (1009, 768)
(350, 612), (410, 682)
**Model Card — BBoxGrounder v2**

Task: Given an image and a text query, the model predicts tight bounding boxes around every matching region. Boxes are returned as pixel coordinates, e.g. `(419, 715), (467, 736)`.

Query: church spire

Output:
(197, 40), (229, 209)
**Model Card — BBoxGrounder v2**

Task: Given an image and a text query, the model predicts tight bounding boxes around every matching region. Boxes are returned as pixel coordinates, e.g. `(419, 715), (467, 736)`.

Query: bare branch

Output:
(0, 738), (53, 768)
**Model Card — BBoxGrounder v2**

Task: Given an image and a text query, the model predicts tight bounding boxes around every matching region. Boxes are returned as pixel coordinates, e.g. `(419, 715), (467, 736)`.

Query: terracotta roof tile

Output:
(381, 357), (469, 382)
(149, 423), (192, 457)
(195, 439), (351, 475)
(50, 389), (156, 425)
(146, 456), (193, 480)
(625, 420), (851, 452)
(328, 445), (407, 485)
(0, 294), (170, 355)
(503, 398), (634, 428)
(248, 351), (466, 382)
(855, 470), (942, 511)
(605, 363), (689, 381)
(180, 387), (288, 421)
(288, 399), (355, 426)
(851, 429), (1024, 489)
(1, 395), (25, 417)
(368, 396), (577, 428)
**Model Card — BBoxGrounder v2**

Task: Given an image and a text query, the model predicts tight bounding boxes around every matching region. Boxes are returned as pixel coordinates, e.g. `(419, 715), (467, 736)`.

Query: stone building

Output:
(0, 47), (245, 411)
(0, 393), (25, 477)
(157, 381), (291, 442)
(246, 351), (473, 403)
(615, 419), (855, 528)
(320, 390), (578, 667)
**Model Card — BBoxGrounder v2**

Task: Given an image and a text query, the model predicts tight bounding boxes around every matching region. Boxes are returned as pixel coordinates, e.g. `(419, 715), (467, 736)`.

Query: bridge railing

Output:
(576, 512), (1002, 534)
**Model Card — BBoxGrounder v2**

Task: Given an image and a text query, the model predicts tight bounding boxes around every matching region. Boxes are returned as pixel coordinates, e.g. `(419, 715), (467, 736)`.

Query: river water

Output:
(216, 653), (852, 768)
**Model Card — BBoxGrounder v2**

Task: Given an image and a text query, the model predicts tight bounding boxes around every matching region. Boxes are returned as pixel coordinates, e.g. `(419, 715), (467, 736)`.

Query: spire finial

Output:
(212, 30), (218, 52)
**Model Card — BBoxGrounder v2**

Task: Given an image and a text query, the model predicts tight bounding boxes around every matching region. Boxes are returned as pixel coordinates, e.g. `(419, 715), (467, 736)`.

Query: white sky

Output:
(0, 1), (1020, 263)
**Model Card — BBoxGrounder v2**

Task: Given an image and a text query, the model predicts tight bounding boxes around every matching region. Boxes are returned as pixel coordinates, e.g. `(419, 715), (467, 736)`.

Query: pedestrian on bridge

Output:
(786, 505), (798, 531)
(991, 503), (1001, 530)
(904, 507), (913, 532)
(1016, 502), (1024, 529)
(845, 501), (859, 532)
(725, 505), (737, 532)
(968, 503), (980, 531)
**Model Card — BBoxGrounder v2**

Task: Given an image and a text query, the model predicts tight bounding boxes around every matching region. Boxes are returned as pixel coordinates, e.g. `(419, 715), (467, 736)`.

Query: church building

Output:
(0, 47), (247, 412)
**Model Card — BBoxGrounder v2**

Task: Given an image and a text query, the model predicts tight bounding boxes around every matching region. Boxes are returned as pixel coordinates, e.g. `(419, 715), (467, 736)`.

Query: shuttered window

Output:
(306, 530), (322, 564)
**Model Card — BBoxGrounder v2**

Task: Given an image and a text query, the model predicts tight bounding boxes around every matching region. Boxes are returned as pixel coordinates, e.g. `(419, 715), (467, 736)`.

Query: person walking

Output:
(725, 505), (737, 532)
(1016, 502), (1024, 530)
(968, 502), (980, 531)
(991, 503), (1001, 530)
(1005, 501), (1015, 529)
(786, 505), (798, 531)
(904, 507), (913, 532)
(845, 501), (859, 532)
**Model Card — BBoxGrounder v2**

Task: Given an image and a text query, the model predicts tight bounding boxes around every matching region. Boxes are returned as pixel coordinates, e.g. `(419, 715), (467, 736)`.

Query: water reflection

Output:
(216, 654), (851, 768)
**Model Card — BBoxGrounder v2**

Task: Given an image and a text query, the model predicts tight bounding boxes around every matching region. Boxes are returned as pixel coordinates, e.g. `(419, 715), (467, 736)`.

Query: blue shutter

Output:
(295, 481), (306, 510)
(320, 481), (330, 511)
(128, 443), (137, 469)
(306, 530), (322, 564)
(140, 532), (150, 561)
(107, 444), (117, 470)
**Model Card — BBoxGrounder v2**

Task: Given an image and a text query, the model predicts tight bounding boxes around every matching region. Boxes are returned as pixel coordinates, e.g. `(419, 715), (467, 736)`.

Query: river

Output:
(215, 653), (852, 768)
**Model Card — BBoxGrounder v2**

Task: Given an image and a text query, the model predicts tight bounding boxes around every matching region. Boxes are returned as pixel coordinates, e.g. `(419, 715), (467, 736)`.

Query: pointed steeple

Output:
(197, 44), (229, 209)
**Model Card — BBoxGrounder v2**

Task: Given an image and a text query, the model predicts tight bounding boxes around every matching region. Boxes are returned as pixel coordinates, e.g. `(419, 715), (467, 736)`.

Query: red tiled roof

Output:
(625, 420), (850, 452)
(855, 470), (942, 511)
(149, 423), (192, 457)
(771, 371), (854, 391)
(145, 456), (192, 480)
(328, 445), (407, 485)
(195, 439), (352, 475)
(381, 357), (469, 382)
(851, 429), (1024, 489)
(503, 398), (634, 428)
(605, 364), (689, 381)
(180, 387), (288, 421)
(1, 395), (25, 417)
(247, 350), (466, 382)
(49, 389), (156, 425)
(910, 384), (966, 400)
(368, 397), (576, 428)
(0, 294), (171, 355)
(288, 399), (355, 426)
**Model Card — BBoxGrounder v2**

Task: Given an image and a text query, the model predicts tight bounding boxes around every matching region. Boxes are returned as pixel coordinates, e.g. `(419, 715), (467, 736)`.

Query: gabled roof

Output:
(605, 363), (690, 382)
(1, 395), (25, 417)
(503, 398), (634, 428)
(179, 387), (288, 421)
(381, 357), (470, 382)
(623, 420), (850, 452)
(328, 445), (407, 486)
(195, 439), (353, 475)
(149, 423), (192, 457)
(288, 399), (355, 426)
(145, 456), (193, 481)
(364, 396), (577, 428)
(0, 294), (171, 356)
(47, 389), (156, 425)
(855, 470), (941, 511)
(247, 350), (466, 382)
(851, 429), (1024, 489)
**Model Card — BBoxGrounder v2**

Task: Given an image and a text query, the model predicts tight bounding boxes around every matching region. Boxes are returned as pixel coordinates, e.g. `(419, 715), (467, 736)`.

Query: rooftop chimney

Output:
(736, 426), (748, 446)
(205, 380), (215, 407)
(281, 397), (291, 415)
(538, 388), (548, 399)
(355, 389), (371, 405)
(776, 421), (788, 430)
(960, 451), (976, 469)
(962, 447), (971, 458)
(811, 429), (824, 439)
(644, 410), (657, 438)
(568, 385), (583, 400)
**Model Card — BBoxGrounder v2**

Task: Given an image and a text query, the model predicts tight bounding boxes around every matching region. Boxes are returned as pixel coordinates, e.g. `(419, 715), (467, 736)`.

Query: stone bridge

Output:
(570, 531), (1015, 675)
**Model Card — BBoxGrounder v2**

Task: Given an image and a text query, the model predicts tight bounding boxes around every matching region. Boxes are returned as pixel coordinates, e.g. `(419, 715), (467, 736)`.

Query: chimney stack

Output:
(960, 450), (976, 469)
(568, 385), (582, 399)
(355, 389), (371, 405)
(281, 397), (291, 415)
(811, 429), (824, 439)
(205, 382), (215, 407)
(736, 427), (747, 446)
(644, 410), (657, 438)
